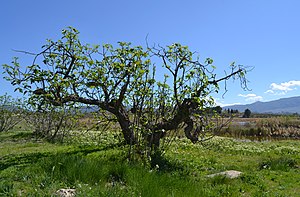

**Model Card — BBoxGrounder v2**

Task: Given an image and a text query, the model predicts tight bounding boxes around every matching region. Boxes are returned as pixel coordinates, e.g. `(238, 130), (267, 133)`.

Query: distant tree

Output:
(243, 108), (251, 118)
(3, 27), (250, 152)
(213, 106), (222, 114)
(230, 109), (239, 114)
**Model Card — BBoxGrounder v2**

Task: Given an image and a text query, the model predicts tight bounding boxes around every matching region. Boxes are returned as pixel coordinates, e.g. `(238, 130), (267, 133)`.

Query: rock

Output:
(207, 170), (242, 179)
(56, 189), (76, 197)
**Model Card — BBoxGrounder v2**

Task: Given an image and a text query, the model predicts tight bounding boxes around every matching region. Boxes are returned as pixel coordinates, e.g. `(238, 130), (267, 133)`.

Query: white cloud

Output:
(221, 102), (242, 107)
(266, 80), (300, 95)
(215, 101), (242, 107)
(264, 90), (274, 94)
(238, 93), (263, 102)
(238, 93), (257, 98)
(214, 98), (241, 107)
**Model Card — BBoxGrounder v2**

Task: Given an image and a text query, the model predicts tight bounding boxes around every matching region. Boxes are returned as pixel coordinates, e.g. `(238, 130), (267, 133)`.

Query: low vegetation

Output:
(0, 94), (24, 132)
(1, 128), (299, 196)
(219, 116), (300, 139)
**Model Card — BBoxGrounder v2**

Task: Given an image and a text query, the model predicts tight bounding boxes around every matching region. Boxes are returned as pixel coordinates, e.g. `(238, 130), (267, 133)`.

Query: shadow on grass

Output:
(0, 143), (123, 171)
(0, 131), (33, 142)
(149, 151), (185, 173)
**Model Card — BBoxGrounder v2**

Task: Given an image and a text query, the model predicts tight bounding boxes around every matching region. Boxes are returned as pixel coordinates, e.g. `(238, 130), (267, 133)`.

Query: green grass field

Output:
(1, 130), (299, 196)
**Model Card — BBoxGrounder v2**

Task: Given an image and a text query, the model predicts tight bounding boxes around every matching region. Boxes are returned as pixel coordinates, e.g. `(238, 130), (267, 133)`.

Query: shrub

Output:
(259, 156), (297, 171)
(0, 94), (24, 132)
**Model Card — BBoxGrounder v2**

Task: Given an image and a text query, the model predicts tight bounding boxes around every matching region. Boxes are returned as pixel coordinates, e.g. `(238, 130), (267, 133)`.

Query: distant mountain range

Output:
(223, 96), (300, 114)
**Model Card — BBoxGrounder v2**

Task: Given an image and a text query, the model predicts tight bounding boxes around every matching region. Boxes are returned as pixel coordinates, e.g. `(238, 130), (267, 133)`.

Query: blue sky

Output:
(1, 0), (300, 106)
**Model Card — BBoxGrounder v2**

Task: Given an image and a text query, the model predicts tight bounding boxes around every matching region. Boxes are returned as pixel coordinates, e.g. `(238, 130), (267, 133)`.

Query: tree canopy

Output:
(243, 108), (252, 118)
(3, 27), (250, 147)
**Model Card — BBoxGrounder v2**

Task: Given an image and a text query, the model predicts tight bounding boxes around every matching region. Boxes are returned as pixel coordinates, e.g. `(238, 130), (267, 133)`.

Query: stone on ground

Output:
(207, 170), (242, 179)
(56, 189), (76, 197)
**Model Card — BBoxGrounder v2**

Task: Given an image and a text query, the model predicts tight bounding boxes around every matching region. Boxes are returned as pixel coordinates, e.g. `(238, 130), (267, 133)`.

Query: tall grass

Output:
(259, 156), (297, 171)
(0, 149), (248, 196)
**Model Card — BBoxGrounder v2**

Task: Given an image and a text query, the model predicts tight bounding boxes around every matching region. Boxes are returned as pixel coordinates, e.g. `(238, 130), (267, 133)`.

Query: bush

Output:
(24, 100), (82, 142)
(259, 156), (297, 171)
(0, 94), (24, 132)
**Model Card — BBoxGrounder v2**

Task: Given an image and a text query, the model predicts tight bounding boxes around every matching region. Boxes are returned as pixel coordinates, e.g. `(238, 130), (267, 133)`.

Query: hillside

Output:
(223, 96), (300, 114)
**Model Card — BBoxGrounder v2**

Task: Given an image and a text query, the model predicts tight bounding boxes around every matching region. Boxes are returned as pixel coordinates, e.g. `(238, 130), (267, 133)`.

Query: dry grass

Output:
(219, 116), (300, 139)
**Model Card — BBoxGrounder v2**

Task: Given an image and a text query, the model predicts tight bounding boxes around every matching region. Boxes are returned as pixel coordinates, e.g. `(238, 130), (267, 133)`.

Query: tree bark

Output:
(148, 98), (199, 144)
(114, 106), (137, 145)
